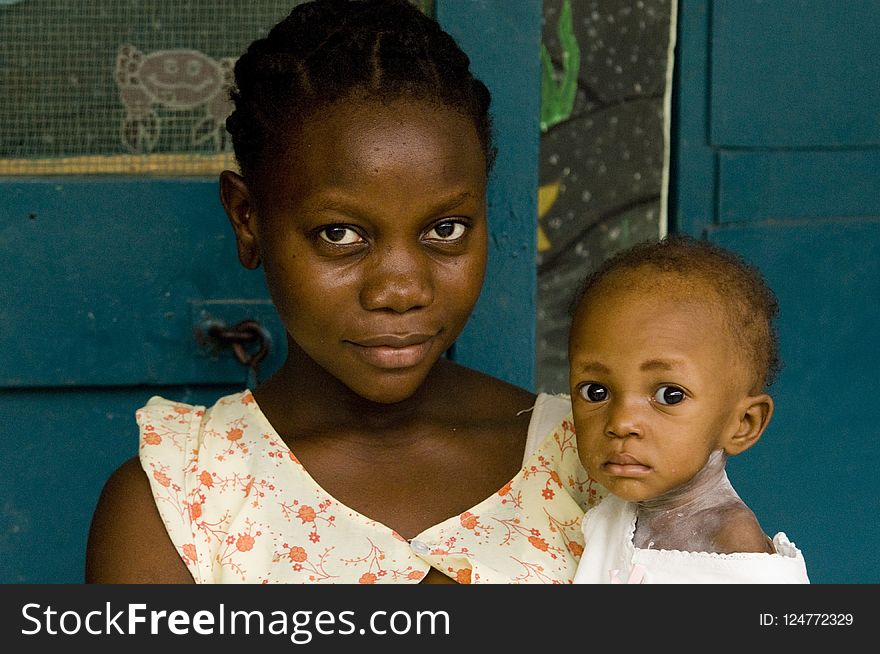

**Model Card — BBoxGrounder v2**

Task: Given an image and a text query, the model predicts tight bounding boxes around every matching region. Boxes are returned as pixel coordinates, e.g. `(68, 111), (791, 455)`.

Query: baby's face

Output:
(568, 272), (752, 501)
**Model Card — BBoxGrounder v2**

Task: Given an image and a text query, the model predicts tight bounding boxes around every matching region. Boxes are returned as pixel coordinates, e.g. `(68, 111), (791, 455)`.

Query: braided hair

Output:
(226, 0), (494, 182)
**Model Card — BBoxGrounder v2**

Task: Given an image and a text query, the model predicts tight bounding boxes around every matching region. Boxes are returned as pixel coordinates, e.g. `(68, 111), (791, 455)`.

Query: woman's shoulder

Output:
(85, 456), (194, 583)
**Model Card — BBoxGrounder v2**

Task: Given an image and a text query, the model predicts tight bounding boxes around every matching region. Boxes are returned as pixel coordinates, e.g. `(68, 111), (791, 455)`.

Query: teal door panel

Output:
(674, 0), (880, 582)
(710, 0), (880, 147)
(1, 180), (287, 387)
(718, 151), (880, 224)
(708, 220), (880, 584)
(0, 1), (542, 583)
(0, 386), (239, 583)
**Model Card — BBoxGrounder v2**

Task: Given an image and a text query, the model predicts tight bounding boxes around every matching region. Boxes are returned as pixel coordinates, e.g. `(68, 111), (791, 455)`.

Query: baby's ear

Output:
(724, 393), (774, 456)
(219, 170), (261, 269)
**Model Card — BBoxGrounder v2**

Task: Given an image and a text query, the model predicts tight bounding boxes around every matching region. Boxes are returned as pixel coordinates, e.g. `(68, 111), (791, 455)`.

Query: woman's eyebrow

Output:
(304, 190), (477, 217)
(429, 190), (477, 214)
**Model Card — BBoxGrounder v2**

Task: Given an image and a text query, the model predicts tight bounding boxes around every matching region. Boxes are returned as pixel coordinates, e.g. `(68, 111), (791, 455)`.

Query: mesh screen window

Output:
(0, 0), (435, 176)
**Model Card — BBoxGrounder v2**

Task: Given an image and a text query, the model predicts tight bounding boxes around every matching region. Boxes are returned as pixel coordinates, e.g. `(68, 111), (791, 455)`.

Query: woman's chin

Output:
(344, 368), (435, 406)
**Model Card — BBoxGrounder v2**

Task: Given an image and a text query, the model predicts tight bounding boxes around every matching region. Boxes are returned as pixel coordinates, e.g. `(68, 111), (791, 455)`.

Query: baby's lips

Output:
(606, 452), (644, 466)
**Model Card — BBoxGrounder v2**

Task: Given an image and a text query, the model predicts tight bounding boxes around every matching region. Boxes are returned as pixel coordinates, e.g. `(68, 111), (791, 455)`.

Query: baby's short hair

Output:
(572, 235), (781, 391)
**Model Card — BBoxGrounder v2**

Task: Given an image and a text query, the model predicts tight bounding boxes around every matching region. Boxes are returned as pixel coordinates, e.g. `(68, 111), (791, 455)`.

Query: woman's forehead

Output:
(255, 97), (486, 201)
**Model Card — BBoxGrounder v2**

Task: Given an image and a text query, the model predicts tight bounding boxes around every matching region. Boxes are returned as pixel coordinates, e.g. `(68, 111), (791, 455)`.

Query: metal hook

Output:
(206, 319), (270, 384)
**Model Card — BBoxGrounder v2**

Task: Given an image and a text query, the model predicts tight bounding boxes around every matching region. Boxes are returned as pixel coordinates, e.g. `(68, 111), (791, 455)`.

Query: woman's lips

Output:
(347, 334), (436, 369)
(603, 453), (651, 477)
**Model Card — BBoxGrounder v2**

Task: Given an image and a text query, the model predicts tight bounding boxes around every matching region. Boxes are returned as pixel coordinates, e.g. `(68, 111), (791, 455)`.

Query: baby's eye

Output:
(653, 385), (686, 405)
(318, 226), (363, 245)
(425, 221), (466, 241)
(579, 383), (608, 403)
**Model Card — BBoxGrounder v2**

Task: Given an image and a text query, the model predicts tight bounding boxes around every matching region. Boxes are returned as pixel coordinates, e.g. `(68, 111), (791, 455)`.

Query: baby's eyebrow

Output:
(573, 361), (610, 375)
(639, 359), (682, 372)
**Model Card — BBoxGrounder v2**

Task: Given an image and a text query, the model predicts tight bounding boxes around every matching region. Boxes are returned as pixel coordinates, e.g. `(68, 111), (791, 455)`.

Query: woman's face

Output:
(228, 97), (488, 404)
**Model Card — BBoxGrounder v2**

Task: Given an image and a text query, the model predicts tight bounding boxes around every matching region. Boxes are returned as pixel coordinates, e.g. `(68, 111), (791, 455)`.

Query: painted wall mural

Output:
(537, 0), (675, 392)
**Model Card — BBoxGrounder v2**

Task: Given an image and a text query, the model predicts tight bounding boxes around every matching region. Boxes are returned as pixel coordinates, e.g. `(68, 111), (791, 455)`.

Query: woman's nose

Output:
(359, 244), (434, 313)
(605, 397), (643, 438)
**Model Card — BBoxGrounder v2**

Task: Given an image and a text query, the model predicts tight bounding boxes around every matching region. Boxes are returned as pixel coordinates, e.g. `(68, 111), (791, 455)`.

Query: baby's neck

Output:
(638, 450), (734, 515)
(632, 450), (744, 551)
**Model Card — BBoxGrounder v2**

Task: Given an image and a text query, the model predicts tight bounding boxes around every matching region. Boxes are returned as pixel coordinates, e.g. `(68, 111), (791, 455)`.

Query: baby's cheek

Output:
(586, 454), (605, 480)
(574, 433), (601, 475)
(585, 442), (608, 478)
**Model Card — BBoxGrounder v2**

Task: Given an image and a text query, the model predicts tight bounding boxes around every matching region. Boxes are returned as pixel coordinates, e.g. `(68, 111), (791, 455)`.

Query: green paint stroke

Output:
(540, 0), (580, 132)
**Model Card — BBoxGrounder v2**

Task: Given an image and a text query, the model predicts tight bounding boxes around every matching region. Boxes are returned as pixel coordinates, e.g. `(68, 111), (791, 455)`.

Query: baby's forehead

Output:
(580, 266), (757, 359)
(585, 266), (728, 310)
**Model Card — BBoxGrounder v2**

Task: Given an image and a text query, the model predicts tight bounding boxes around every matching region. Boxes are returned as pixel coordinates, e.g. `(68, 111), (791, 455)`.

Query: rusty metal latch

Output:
(201, 318), (270, 387)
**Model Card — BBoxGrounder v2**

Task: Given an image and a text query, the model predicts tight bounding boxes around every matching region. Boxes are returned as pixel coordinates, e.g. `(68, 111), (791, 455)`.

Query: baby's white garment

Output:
(573, 495), (810, 583)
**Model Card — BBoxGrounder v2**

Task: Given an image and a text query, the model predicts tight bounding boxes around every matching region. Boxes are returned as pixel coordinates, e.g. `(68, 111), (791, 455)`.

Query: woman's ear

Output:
(724, 393), (774, 456)
(219, 170), (261, 269)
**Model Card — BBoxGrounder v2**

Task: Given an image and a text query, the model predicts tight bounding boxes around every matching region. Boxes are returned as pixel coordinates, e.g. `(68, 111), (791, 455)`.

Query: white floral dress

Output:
(138, 391), (604, 583)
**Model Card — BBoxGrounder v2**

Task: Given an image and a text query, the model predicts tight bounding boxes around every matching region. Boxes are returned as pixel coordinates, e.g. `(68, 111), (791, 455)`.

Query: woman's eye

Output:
(318, 226), (363, 245)
(425, 221), (466, 241)
(579, 383), (608, 403)
(653, 385), (686, 405)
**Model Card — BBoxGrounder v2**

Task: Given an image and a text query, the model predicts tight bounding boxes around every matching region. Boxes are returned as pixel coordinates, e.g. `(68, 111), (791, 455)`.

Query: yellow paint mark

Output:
(537, 224), (552, 252)
(538, 180), (561, 218)
(537, 180), (561, 252)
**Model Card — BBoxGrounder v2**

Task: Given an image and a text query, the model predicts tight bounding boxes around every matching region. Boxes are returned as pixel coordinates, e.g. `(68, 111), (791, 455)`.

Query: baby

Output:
(569, 235), (809, 583)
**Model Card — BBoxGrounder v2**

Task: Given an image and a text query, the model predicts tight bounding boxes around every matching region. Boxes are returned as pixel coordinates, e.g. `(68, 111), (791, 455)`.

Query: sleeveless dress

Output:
(573, 495), (810, 583)
(138, 391), (605, 583)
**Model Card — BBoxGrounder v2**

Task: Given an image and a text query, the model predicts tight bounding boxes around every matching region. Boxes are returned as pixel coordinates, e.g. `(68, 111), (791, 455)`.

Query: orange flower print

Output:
(226, 428), (244, 441)
(241, 393), (255, 405)
(189, 502), (202, 521)
(407, 570), (425, 581)
(528, 535), (550, 552)
(174, 406), (191, 415)
(459, 511), (478, 530)
(549, 470), (562, 487)
(287, 546), (308, 563)
(199, 470), (213, 488)
(455, 568), (472, 584)
(497, 481), (513, 496)
(236, 534), (255, 552)
(153, 470), (171, 488)
(181, 543), (197, 563)
(297, 505), (316, 523)
(568, 541), (584, 557)
(359, 572), (378, 584)
(143, 431), (162, 445)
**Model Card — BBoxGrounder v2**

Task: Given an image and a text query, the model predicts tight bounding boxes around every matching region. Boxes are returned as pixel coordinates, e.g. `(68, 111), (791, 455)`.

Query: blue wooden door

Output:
(674, 0), (880, 583)
(0, 0), (541, 583)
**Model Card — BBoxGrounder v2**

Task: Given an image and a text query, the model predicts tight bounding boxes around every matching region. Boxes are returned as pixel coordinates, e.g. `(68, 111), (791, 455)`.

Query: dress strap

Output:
(521, 393), (572, 464)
